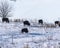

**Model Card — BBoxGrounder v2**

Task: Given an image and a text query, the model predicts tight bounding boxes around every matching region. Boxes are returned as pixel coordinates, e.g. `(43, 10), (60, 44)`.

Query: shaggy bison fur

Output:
(2, 18), (9, 23)
(23, 20), (30, 26)
(38, 19), (43, 24)
(55, 21), (59, 25)
(21, 28), (28, 33)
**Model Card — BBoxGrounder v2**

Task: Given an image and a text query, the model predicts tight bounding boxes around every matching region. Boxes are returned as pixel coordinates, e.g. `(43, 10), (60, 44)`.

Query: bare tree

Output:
(0, 0), (12, 18)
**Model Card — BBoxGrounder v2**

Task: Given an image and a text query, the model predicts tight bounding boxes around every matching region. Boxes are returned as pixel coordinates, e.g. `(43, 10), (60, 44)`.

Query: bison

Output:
(55, 21), (59, 25)
(21, 28), (28, 33)
(2, 18), (9, 23)
(23, 20), (30, 26)
(54, 21), (60, 27)
(38, 19), (43, 24)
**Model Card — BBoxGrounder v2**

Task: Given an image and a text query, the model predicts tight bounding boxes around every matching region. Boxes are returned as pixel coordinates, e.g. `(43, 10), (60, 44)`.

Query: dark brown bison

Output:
(23, 20), (30, 26)
(21, 28), (28, 33)
(55, 21), (59, 25)
(38, 19), (43, 24)
(2, 18), (9, 23)
(54, 21), (60, 27)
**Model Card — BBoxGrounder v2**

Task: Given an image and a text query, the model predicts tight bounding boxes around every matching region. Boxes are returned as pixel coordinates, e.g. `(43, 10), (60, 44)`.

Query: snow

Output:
(0, 0), (60, 48)
(0, 22), (59, 48)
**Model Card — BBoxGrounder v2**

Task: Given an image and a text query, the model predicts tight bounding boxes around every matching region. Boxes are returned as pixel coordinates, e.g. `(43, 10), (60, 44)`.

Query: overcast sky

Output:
(3, 0), (60, 23)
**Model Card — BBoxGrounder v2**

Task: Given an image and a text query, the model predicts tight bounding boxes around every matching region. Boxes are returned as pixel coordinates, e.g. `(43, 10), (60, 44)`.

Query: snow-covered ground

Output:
(0, 22), (60, 48)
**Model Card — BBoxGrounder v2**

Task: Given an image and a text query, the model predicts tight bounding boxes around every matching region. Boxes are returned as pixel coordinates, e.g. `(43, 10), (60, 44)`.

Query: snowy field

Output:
(0, 22), (60, 48)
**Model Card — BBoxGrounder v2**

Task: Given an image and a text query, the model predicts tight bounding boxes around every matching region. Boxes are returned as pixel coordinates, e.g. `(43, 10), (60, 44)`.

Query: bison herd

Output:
(1, 18), (60, 33)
